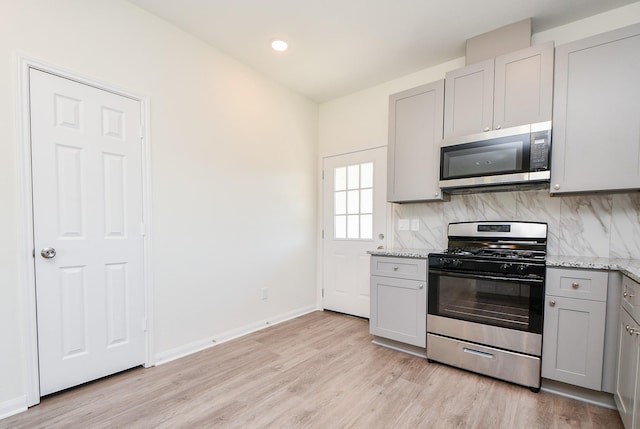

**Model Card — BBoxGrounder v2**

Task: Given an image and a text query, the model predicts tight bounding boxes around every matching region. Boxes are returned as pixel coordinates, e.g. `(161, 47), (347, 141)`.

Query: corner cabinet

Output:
(616, 274), (640, 429)
(444, 42), (553, 139)
(370, 256), (427, 347)
(551, 23), (640, 194)
(387, 80), (445, 203)
(542, 268), (608, 390)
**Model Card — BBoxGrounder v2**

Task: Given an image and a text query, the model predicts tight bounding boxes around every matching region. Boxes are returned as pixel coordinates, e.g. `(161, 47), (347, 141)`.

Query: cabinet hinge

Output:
(322, 229), (324, 239)
(139, 125), (145, 140)
(322, 170), (324, 180)
(322, 288), (324, 297)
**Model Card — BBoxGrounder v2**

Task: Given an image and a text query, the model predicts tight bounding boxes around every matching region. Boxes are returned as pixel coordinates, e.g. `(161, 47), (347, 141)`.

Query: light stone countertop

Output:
(368, 248), (640, 283)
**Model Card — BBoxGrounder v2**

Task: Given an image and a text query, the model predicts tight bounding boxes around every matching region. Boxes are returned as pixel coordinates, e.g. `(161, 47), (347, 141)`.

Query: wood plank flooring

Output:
(1, 311), (623, 428)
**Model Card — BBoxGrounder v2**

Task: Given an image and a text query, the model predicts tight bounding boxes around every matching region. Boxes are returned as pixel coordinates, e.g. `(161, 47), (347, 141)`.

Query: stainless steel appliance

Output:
(439, 122), (551, 193)
(427, 221), (547, 391)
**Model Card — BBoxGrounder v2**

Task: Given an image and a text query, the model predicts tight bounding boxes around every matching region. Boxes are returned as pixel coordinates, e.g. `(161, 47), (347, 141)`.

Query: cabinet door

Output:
(370, 275), (426, 347)
(541, 296), (606, 390)
(493, 42), (553, 130)
(444, 59), (494, 138)
(615, 308), (639, 429)
(551, 23), (640, 194)
(387, 80), (445, 202)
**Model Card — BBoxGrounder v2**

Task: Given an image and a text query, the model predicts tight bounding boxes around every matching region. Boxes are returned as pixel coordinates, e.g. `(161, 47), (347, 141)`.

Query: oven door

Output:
(428, 268), (544, 335)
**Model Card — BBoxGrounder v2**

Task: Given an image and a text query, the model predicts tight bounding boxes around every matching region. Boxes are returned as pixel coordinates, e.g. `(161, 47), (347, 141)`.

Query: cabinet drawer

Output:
(370, 256), (426, 281)
(622, 275), (640, 323)
(546, 268), (608, 302)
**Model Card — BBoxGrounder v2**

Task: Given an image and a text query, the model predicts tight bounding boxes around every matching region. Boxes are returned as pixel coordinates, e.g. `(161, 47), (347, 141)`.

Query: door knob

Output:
(549, 300), (556, 307)
(41, 247), (56, 259)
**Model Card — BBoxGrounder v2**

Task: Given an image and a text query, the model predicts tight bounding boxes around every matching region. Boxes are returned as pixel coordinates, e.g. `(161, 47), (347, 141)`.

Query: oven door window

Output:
(441, 133), (530, 180)
(429, 272), (543, 334)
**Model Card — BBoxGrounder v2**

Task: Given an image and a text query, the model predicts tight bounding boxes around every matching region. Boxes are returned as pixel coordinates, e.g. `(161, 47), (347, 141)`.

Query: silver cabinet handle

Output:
(572, 282), (579, 289)
(483, 127), (490, 132)
(41, 247), (56, 259)
(418, 284), (424, 289)
(549, 300), (556, 307)
(624, 291), (635, 298)
(393, 266), (399, 271)
(554, 184), (560, 190)
(495, 124), (501, 130)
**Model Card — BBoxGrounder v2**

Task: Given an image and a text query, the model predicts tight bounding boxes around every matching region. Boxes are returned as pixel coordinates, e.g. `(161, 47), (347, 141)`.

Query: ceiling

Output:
(127, 0), (638, 102)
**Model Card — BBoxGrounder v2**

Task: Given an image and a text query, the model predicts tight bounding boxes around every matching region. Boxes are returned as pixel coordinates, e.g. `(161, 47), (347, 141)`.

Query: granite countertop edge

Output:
(368, 249), (640, 283)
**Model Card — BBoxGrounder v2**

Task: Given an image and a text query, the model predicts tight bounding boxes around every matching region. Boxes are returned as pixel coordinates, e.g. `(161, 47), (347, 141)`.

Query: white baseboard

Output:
(0, 395), (27, 421)
(155, 305), (318, 366)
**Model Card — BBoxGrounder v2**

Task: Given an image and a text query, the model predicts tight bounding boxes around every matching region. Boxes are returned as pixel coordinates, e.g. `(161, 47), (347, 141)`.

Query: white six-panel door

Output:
(29, 68), (146, 396)
(322, 147), (387, 318)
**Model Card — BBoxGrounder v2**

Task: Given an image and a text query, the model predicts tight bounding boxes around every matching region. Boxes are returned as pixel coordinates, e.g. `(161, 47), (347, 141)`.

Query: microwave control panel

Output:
(530, 130), (550, 170)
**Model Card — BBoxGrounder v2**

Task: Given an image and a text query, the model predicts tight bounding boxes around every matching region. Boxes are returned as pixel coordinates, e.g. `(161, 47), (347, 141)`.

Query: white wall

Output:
(0, 0), (318, 410)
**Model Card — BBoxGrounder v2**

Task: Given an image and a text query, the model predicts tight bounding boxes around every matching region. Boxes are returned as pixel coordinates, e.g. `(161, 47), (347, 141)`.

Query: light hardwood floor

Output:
(2, 311), (623, 428)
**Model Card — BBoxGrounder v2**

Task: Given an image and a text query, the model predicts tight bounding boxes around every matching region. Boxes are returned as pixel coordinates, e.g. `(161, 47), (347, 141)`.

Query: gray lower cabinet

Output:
(542, 268), (608, 390)
(370, 256), (427, 347)
(616, 274), (640, 429)
(387, 80), (445, 202)
(551, 23), (640, 194)
(616, 307), (639, 429)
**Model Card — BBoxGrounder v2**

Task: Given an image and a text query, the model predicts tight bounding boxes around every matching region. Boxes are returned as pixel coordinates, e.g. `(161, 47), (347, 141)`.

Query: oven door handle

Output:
(428, 269), (544, 284)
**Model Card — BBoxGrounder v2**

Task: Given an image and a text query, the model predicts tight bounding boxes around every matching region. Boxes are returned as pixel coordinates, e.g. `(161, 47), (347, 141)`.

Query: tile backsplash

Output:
(392, 190), (640, 259)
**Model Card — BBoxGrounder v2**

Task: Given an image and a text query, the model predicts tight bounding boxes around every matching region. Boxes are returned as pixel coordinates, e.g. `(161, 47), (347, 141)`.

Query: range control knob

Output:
(439, 258), (451, 267)
(517, 264), (527, 274)
(500, 263), (512, 273)
(452, 259), (463, 267)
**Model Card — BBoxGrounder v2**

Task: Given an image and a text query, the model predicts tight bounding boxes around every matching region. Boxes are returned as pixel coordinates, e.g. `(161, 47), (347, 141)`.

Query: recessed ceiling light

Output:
(271, 40), (288, 52)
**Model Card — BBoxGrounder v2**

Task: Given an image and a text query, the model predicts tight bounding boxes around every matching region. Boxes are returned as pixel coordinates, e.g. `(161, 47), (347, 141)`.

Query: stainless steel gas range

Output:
(427, 221), (547, 392)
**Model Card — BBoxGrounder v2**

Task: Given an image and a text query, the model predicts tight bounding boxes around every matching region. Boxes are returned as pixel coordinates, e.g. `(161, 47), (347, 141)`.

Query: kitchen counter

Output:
(368, 248), (441, 259)
(369, 248), (640, 283)
(546, 255), (640, 283)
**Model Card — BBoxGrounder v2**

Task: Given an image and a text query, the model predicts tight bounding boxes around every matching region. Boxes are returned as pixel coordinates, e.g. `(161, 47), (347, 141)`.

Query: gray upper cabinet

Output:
(387, 80), (445, 202)
(493, 43), (554, 130)
(551, 23), (640, 194)
(443, 59), (494, 138)
(444, 42), (554, 139)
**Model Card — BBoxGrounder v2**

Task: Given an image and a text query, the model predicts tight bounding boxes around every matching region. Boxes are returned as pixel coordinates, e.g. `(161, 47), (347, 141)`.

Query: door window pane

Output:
(335, 167), (347, 191)
(333, 162), (375, 240)
(347, 165), (360, 190)
(335, 191), (346, 215)
(360, 162), (373, 188)
(347, 215), (359, 239)
(347, 190), (359, 214)
(360, 189), (373, 214)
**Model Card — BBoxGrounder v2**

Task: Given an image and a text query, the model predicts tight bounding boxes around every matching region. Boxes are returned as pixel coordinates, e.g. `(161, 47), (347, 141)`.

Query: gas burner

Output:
(444, 247), (542, 260)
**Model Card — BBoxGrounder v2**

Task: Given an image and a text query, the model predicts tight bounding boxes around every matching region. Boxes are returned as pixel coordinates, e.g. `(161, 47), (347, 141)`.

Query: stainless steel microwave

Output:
(439, 122), (551, 192)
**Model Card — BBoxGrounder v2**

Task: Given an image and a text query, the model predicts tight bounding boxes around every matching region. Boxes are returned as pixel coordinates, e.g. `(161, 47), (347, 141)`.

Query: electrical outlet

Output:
(398, 219), (410, 231)
(411, 219), (420, 231)
(262, 287), (269, 300)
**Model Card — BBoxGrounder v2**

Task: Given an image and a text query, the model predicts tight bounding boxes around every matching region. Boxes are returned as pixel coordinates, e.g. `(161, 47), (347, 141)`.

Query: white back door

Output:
(30, 68), (146, 396)
(322, 147), (388, 317)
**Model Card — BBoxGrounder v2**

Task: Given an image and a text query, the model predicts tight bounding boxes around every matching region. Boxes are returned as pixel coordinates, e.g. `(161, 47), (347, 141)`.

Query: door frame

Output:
(16, 56), (155, 406)
(318, 146), (393, 313)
